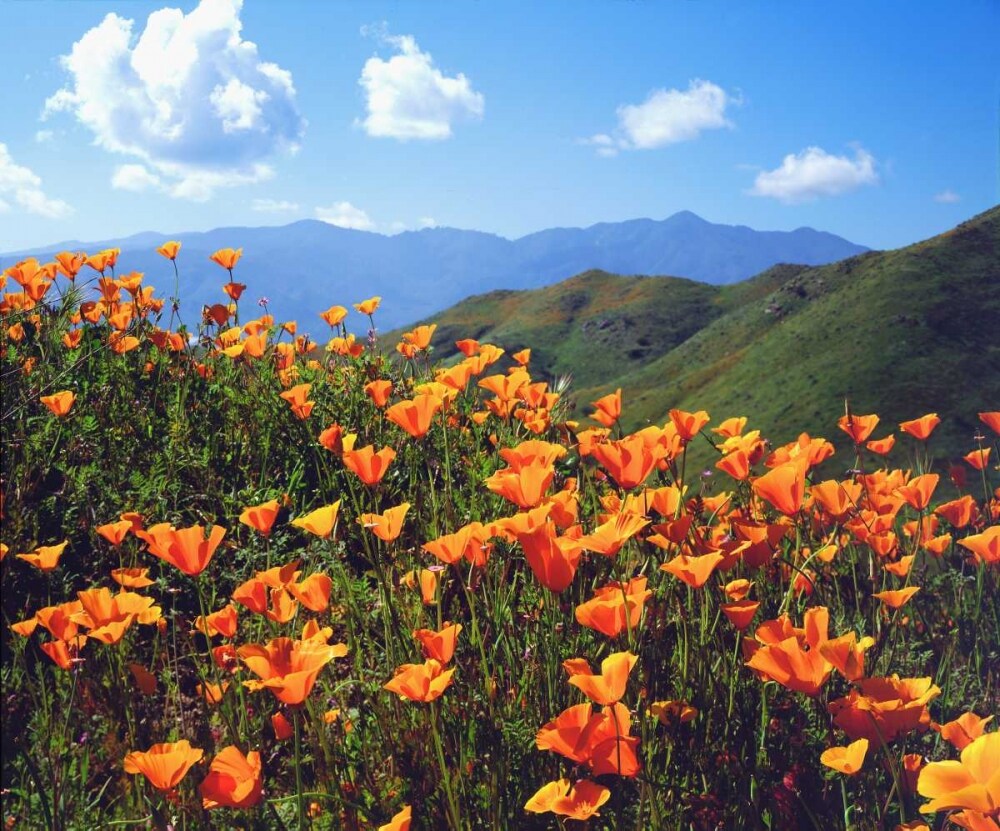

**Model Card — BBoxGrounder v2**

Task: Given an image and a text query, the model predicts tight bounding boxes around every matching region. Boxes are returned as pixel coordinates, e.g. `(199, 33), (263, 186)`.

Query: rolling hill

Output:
(404, 206), (1000, 465)
(2, 212), (866, 330)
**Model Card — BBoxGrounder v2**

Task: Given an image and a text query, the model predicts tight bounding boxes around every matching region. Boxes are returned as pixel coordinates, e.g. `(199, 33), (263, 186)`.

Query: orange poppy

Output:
(820, 738), (869, 775)
(194, 603), (239, 638)
(359, 503), (410, 542)
(810, 479), (862, 518)
(97, 519), (132, 546)
(318, 423), (345, 454)
(578, 511), (650, 558)
(124, 740), (204, 792)
(239, 636), (347, 705)
(40, 636), (87, 670)
(197, 681), (231, 706)
(745, 607), (832, 696)
(403, 324), (437, 350)
(873, 586), (920, 609)
(40, 391), (76, 417)
(978, 412), (1000, 435)
(716, 448), (751, 481)
(320, 305), (348, 327)
(838, 412), (880, 444)
(279, 383), (314, 420)
(900, 413), (941, 441)
(271, 711), (294, 741)
(156, 241), (181, 260)
(660, 551), (725, 589)
(517, 523), (583, 593)
(55, 251), (86, 279)
(354, 296), (381, 315)
(412, 622), (462, 663)
(649, 699), (698, 725)
(964, 448), (991, 471)
(721, 600), (761, 631)
(199, 746), (262, 809)
(934, 712), (995, 751)
(564, 651), (637, 705)
(209, 248), (242, 271)
(712, 416), (748, 438)
(292, 501), (341, 539)
(138, 524), (226, 577)
(590, 389), (622, 427)
(669, 409), (711, 442)
(108, 568), (153, 589)
(384, 658), (455, 702)
(386, 394), (443, 438)
(364, 379), (393, 408)
(753, 459), (807, 516)
(591, 433), (662, 490)
(575, 577), (651, 638)
(829, 675), (940, 742)
(239, 499), (280, 537)
(422, 524), (491, 566)
(129, 663), (158, 695)
(917, 732), (999, 815)
(223, 282), (246, 301)
(535, 701), (640, 776)
(377, 805), (412, 831)
(956, 527), (999, 566)
(817, 632), (875, 682)
(16, 541), (68, 572)
(525, 779), (611, 820)
(896, 474), (939, 511)
(341, 442), (396, 485)
(287, 573), (332, 612)
(866, 434), (896, 455)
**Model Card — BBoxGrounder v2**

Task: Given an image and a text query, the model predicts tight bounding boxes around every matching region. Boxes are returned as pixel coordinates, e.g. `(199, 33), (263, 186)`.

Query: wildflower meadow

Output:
(1, 244), (997, 830)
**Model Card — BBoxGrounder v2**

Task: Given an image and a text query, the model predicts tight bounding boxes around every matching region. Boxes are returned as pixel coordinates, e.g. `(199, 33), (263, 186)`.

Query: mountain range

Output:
(402, 206), (1000, 466)
(3, 212), (867, 330)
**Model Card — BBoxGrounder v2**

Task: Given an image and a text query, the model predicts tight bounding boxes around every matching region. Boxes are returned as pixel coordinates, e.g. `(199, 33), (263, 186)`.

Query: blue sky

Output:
(1, 0), (996, 252)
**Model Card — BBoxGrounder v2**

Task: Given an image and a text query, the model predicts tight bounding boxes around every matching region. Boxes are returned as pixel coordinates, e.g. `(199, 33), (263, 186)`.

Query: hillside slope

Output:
(411, 207), (1000, 463)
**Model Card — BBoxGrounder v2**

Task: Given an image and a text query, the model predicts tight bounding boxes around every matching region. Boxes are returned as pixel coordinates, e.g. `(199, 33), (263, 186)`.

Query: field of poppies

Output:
(1, 243), (997, 830)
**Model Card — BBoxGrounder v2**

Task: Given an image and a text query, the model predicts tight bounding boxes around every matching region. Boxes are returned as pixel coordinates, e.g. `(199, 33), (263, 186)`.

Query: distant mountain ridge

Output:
(2, 212), (867, 329)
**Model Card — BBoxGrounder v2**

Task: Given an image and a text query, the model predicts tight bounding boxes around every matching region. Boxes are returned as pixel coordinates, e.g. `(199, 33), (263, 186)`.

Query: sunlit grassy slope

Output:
(408, 206), (999, 463)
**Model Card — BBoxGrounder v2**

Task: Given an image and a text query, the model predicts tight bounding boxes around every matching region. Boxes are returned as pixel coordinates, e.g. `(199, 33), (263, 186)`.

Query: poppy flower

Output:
(40, 391), (75, 417)
(384, 658), (455, 702)
(957, 527), (1000, 566)
(412, 622), (462, 663)
(829, 676), (941, 742)
(591, 434), (662, 490)
(753, 460), (808, 516)
(716, 449), (751, 481)
(896, 474), (939, 511)
(745, 608), (832, 696)
(209, 248), (242, 271)
(575, 577), (651, 638)
(287, 573), (332, 612)
(978, 412), (1000, 435)
(359, 503), (410, 542)
(55, 251), (86, 279)
(386, 394), (444, 439)
(124, 740), (204, 792)
(378, 805), (411, 831)
(933, 713), (995, 751)
(578, 511), (650, 558)
(354, 296), (381, 315)
(271, 711), (293, 741)
(900, 413), (941, 441)
(484, 461), (555, 509)
(838, 413), (880, 444)
(517, 523), (583, 593)
(590, 389), (622, 427)
(525, 779), (610, 820)
(964, 448), (991, 471)
(239, 499), (280, 537)
(197, 681), (230, 706)
(649, 700), (698, 725)
(223, 282), (246, 302)
(821, 739), (869, 775)
(818, 632), (875, 682)
(199, 746), (262, 809)
(40, 636), (87, 670)
(721, 600), (761, 631)
(564, 651), (637, 705)
(129, 663), (158, 695)
(240, 636), (347, 705)
(873, 586), (920, 609)
(341, 442), (396, 486)
(669, 409), (711, 442)
(139, 524), (226, 577)
(195, 604), (239, 638)
(16, 540), (68, 572)
(156, 241), (181, 260)
(292, 501), (341, 539)
(97, 519), (132, 546)
(867, 435), (896, 455)
(917, 732), (999, 815)
(279, 383), (314, 420)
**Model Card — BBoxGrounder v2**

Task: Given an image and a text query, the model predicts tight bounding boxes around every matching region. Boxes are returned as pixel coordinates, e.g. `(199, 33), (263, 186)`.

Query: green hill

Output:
(401, 207), (1000, 463)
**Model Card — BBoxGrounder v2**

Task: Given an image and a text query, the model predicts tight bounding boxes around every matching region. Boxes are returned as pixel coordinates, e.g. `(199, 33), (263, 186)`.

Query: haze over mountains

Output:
(3, 212), (867, 329)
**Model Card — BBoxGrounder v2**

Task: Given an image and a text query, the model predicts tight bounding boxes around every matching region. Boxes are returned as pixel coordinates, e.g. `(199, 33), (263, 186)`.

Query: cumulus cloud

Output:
(749, 146), (878, 203)
(112, 164), (163, 192)
(933, 189), (960, 204)
(357, 29), (484, 140)
(0, 143), (74, 219)
(35, 130), (54, 144)
(252, 198), (299, 212)
(43, 0), (304, 200)
(315, 201), (376, 231)
(584, 80), (735, 156)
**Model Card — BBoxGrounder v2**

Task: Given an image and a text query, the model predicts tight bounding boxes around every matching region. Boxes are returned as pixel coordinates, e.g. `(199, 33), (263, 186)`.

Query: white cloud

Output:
(585, 80), (735, 156)
(0, 143), (74, 219)
(357, 30), (484, 140)
(35, 130), (54, 144)
(112, 163), (163, 192)
(749, 146), (878, 203)
(43, 0), (304, 200)
(0, 198), (10, 213)
(933, 189), (960, 204)
(315, 201), (375, 231)
(252, 197), (299, 212)
(418, 216), (437, 228)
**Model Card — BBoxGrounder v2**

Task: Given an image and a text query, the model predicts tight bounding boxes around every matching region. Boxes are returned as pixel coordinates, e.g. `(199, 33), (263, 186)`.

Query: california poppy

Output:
(575, 577), (651, 638)
(55, 251), (86, 279)
(933, 712), (995, 751)
(139, 524), (226, 577)
(412, 622), (462, 663)
(279, 383), (314, 420)
(124, 740), (203, 792)
(721, 600), (761, 631)
(829, 675), (940, 742)
(16, 541), (68, 572)
(956, 527), (999, 566)
(517, 523), (583, 593)
(384, 658), (455, 702)
(156, 241), (181, 260)
(578, 511), (649, 558)
(669, 409), (711, 442)
(917, 732), (999, 815)
(818, 632), (875, 682)
(525, 779), (611, 820)
(661, 551), (725, 589)
(752, 459), (807, 516)
(342, 442), (396, 486)
(239, 636), (347, 705)
(359, 503), (410, 542)
(978, 411), (1000, 435)
(591, 434), (662, 490)
(963, 448), (991, 471)
(564, 651), (637, 705)
(590, 389), (622, 428)
(209, 248), (242, 271)
(838, 412), (880, 444)
(320, 305), (347, 327)
(292, 502), (341, 539)
(896, 474), (939, 511)
(195, 603), (239, 638)
(239, 499), (280, 537)
(745, 607), (832, 696)
(199, 746), (263, 809)
(873, 586), (920, 609)
(97, 519), (132, 546)
(900, 413), (941, 441)
(820, 739), (869, 775)
(40, 391), (75, 417)
(378, 805), (412, 831)
(354, 296), (381, 315)
(386, 394), (443, 439)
